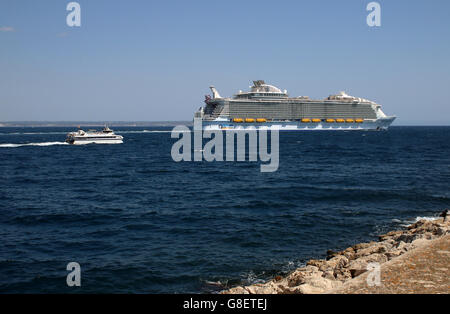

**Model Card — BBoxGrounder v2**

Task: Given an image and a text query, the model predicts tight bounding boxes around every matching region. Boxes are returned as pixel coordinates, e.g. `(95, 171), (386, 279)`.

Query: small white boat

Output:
(66, 126), (123, 145)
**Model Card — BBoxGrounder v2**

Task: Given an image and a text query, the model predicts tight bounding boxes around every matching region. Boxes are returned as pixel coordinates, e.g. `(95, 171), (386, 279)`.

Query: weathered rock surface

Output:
(221, 218), (449, 294)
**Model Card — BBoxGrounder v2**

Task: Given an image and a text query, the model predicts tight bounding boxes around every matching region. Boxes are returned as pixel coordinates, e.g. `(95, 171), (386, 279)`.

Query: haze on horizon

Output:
(1, 0), (449, 125)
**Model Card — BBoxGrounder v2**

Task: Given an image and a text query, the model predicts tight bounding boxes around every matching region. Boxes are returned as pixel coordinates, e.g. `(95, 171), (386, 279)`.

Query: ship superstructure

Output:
(195, 80), (395, 130)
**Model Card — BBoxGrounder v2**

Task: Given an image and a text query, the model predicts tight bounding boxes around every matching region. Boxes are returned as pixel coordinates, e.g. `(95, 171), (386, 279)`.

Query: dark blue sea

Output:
(0, 126), (449, 293)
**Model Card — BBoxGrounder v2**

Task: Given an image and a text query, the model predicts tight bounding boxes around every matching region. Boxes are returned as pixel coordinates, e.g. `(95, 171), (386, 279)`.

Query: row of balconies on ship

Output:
(229, 118), (366, 123)
(223, 104), (377, 119)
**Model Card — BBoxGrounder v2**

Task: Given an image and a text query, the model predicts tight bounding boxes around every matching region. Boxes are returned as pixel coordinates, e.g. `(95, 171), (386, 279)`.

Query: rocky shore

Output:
(222, 217), (449, 294)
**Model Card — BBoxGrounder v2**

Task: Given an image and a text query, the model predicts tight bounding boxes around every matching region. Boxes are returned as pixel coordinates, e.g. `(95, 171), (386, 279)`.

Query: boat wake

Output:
(0, 130), (181, 136)
(0, 141), (69, 148)
(0, 132), (68, 136)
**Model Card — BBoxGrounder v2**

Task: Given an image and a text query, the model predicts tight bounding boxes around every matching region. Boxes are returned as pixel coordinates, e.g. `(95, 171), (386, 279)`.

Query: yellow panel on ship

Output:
(355, 119), (364, 123)
(336, 119), (345, 123)
(326, 119), (335, 123)
(312, 119), (321, 123)
(301, 118), (311, 123)
(346, 119), (354, 123)
(245, 118), (255, 123)
(256, 118), (267, 123)
(233, 118), (243, 123)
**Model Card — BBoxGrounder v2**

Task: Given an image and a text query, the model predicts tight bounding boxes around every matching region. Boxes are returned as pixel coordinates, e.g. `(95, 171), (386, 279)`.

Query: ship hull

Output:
(67, 139), (123, 145)
(202, 117), (395, 131)
(66, 137), (123, 145)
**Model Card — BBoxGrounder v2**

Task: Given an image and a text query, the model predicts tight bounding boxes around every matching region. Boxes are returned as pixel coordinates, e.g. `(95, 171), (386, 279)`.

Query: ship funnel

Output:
(209, 86), (222, 99)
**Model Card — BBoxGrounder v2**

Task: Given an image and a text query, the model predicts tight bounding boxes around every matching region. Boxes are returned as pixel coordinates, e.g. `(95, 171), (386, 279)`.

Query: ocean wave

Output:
(414, 216), (439, 222)
(0, 142), (68, 148)
(393, 215), (440, 227)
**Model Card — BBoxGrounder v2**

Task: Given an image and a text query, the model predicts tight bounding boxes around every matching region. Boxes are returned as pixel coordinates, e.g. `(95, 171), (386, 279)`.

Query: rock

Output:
(411, 238), (430, 248)
(274, 275), (283, 282)
(379, 230), (403, 241)
(350, 268), (367, 278)
(396, 233), (421, 243)
(352, 241), (377, 251)
(295, 284), (324, 294)
(348, 253), (388, 278)
(408, 219), (430, 230)
(396, 241), (412, 251)
(307, 277), (342, 291)
(355, 243), (389, 258)
(222, 286), (249, 294)
(306, 259), (327, 269)
(326, 249), (338, 260)
(324, 255), (349, 272)
(334, 268), (352, 281)
(341, 247), (356, 260)
(385, 249), (403, 260)
(222, 218), (450, 295)
(288, 277), (343, 294)
(245, 282), (282, 294)
(286, 266), (323, 287)
(434, 227), (447, 236)
(321, 269), (335, 280)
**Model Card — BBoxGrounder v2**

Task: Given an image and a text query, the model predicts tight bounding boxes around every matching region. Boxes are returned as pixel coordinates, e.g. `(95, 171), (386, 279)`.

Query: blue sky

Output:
(0, 0), (449, 124)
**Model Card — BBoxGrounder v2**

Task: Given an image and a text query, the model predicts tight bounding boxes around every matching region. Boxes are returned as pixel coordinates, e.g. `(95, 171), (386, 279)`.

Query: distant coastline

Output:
(0, 121), (193, 128)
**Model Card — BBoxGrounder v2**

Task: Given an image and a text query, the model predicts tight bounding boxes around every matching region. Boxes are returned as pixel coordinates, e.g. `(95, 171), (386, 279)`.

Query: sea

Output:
(0, 126), (449, 293)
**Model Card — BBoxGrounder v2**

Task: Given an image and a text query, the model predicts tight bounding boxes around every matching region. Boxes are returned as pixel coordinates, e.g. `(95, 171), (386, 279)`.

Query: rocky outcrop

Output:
(222, 218), (449, 294)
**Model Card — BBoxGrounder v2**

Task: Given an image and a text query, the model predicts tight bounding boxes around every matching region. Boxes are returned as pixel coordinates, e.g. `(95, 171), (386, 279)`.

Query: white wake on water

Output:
(0, 142), (69, 148)
(0, 132), (68, 136)
(393, 215), (440, 228)
(414, 216), (439, 222)
(0, 130), (181, 136)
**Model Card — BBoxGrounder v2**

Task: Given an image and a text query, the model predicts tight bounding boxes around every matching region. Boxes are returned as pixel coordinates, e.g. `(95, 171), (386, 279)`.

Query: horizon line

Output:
(0, 121), (449, 127)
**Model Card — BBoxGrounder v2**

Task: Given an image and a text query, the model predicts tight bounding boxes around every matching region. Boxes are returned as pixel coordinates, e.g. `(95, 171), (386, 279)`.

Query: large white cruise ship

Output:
(65, 126), (123, 145)
(195, 80), (396, 131)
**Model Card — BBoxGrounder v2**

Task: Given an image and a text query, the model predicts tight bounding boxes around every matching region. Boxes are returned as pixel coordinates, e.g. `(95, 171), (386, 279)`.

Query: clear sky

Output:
(1, 0), (449, 124)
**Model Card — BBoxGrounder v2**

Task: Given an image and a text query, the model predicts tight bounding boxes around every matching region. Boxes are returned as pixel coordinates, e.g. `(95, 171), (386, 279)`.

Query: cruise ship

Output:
(195, 80), (396, 130)
(65, 126), (123, 145)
